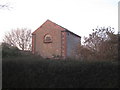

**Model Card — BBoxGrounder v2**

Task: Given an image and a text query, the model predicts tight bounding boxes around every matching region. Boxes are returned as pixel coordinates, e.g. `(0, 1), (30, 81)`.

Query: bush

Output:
(2, 55), (119, 88)
(2, 43), (21, 57)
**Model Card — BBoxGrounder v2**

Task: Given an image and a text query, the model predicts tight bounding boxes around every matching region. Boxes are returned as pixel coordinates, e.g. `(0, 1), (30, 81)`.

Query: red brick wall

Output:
(32, 20), (66, 58)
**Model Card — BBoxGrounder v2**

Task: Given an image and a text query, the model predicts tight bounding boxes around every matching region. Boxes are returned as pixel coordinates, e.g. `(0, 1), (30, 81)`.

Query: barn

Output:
(32, 20), (81, 59)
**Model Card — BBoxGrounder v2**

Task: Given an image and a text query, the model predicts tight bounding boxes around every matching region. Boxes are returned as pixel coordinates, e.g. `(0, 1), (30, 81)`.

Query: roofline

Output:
(65, 30), (81, 38)
(32, 19), (81, 38)
(48, 19), (81, 38)
(32, 20), (49, 34)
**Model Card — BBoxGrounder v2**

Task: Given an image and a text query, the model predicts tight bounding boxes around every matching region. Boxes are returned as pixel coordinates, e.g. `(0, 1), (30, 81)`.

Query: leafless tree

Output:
(76, 26), (118, 61)
(84, 26), (115, 52)
(0, 4), (8, 8)
(3, 28), (32, 51)
(0, 1), (12, 10)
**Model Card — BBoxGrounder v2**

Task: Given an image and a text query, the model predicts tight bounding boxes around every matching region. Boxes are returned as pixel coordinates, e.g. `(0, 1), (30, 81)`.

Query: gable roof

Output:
(32, 19), (81, 38)
(32, 20), (50, 35)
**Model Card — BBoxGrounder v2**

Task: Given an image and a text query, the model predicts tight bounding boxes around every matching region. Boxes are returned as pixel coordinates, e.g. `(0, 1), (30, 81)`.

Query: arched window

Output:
(44, 34), (52, 43)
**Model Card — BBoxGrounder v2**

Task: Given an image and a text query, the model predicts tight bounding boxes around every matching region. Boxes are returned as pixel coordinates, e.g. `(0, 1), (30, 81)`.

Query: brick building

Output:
(32, 20), (81, 59)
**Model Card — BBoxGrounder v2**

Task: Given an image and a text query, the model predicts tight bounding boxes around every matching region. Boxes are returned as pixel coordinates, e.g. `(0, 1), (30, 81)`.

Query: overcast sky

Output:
(0, 0), (119, 42)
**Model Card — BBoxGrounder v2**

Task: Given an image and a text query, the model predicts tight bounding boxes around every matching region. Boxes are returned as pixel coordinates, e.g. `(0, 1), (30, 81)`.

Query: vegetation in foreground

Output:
(1, 26), (119, 88)
(2, 54), (119, 88)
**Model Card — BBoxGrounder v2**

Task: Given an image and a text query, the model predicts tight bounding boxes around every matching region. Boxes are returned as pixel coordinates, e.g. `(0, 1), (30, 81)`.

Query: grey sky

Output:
(0, 0), (119, 42)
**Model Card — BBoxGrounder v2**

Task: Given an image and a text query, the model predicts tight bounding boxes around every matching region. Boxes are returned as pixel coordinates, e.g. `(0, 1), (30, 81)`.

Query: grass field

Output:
(2, 55), (119, 88)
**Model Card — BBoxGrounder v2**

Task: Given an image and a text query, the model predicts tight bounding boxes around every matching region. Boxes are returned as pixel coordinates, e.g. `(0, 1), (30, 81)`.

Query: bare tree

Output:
(0, 1), (12, 10)
(84, 26), (115, 52)
(83, 26), (118, 61)
(3, 28), (32, 51)
(0, 4), (8, 9)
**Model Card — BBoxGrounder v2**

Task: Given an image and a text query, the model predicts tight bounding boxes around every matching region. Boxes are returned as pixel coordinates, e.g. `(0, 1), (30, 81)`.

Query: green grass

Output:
(2, 55), (119, 88)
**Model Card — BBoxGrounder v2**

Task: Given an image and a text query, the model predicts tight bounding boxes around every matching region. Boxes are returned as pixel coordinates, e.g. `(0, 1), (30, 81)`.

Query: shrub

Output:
(2, 43), (21, 57)
(2, 55), (119, 88)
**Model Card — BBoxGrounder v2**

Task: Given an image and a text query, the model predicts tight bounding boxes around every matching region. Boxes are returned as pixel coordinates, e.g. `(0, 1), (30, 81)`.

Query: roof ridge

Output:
(33, 19), (81, 38)
(47, 20), (81, 38)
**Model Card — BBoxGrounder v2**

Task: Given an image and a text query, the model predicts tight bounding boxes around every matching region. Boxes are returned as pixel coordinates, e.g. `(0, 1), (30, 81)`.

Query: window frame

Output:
(44, 34), (53, 43)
